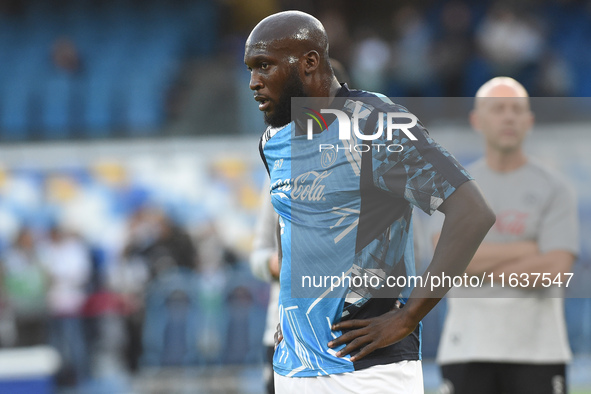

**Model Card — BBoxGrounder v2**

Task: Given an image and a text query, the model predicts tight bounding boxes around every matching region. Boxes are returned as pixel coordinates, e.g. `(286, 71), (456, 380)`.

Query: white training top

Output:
(437, 158), (580, 364)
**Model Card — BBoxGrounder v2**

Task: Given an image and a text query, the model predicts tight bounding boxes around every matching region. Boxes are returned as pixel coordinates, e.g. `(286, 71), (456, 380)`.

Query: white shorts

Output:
(274, 360), (424, 394)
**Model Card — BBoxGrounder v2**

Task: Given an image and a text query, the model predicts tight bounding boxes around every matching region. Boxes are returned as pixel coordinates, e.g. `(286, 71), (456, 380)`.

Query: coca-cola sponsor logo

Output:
(291, 170), (331, 201)
(271, 171), (331, 201)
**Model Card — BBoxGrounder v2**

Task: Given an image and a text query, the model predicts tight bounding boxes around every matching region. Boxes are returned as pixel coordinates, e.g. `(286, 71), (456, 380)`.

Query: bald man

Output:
(436, 77), (579, 394)
(245, 11), (495, 393)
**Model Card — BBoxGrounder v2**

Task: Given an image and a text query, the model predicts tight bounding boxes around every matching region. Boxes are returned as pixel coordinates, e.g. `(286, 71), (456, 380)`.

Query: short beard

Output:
(264, 67), (307, 128)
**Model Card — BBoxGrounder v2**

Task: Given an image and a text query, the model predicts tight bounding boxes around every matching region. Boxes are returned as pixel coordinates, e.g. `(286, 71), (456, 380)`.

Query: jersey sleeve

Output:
(371, 112), (472, 215)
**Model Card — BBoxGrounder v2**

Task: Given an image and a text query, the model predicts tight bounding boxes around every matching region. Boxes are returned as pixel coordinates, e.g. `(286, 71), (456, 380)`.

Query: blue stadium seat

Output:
(222, 263), (267, 365)
(0, 28), (53, 138)
(573, 56), (591, 97)
(0, 0), (205, 139)
(0, 74), (33, 140)
(463, 57), (493, 97)
(82, 73), (114, 136)
(80, 37), (135, 134)
(41, 71), (73, 139)
(185, 0), (219, 57)
(124, 76), (165, 134)
(141, 268), (203, 366)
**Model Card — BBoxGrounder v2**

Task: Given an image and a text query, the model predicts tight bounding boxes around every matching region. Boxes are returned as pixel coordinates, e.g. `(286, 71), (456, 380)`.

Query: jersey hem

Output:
(353, 352), (421, 371)
(272, 363), (355, 377)
(273, 351), (421, 377)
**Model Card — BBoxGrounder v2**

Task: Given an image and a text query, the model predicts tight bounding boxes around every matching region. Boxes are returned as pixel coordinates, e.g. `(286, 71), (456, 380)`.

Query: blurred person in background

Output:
(116, 207), (200, 370)
(108, 209), (151, 373)
(475, 5), (544, 88)
(349, 28), (391, 93)
(51, 37), (83, 75)
(317, 11), (351, 70)
(41, 224), (92, 387)
(0, 227), (49, 347)
(388, 5), (437, 97)
(433, 1), (474, 97)
(435, 77), (579, 394)
(123, 207), (199, 279)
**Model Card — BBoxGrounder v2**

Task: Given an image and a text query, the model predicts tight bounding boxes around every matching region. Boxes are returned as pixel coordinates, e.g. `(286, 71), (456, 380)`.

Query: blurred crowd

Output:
(1, 0), (591, 140)
(0, 154), (270, 390)
(222, 0), (591, 98)
(0, 205), (269, 389)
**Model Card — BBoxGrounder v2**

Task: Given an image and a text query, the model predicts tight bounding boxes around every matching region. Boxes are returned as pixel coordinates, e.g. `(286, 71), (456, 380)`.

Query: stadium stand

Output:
(1, 0), (591, 140)
(0, 1), (589, 392)
(0, 0), (219, 139)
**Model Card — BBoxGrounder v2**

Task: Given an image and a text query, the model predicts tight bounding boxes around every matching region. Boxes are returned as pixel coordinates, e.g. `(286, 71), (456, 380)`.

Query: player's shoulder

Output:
(260, 123), (292, 150)
(345, 87), (410, 115)
(343, 88), (424, 140)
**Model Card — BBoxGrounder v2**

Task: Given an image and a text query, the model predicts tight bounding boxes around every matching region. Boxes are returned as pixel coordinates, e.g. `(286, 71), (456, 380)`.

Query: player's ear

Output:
(302, 50), (320, 75)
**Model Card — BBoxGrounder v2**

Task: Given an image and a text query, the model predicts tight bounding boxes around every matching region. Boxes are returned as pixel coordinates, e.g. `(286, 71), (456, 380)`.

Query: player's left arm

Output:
(329, 115), (497, 361)
(328, 180), (494, 361)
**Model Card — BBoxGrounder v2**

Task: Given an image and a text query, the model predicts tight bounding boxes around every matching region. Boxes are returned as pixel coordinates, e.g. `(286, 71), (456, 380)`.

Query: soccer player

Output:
(436, 77), (580, 394)
(249, 58), (351, 394)
(244, 11), (495, 393)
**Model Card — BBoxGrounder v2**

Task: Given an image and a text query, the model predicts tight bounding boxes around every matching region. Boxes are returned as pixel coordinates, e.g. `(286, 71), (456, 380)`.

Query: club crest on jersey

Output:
(321, 148), (338, 168)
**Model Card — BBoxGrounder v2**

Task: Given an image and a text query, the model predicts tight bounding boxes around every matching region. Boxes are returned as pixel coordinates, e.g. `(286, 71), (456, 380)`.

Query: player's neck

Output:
(485, 148), (527, 173)
(308, 76), (341, 108)
(324, 76), (342, 107)
(328, 77), (341, 99)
